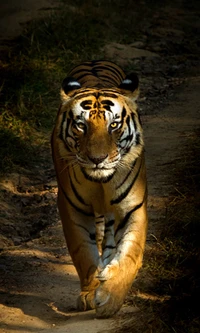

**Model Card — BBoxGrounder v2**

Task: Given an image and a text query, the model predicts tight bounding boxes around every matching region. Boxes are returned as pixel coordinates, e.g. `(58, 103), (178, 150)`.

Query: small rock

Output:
(104, 42), (159, 66)
(131, 41), (146, 48)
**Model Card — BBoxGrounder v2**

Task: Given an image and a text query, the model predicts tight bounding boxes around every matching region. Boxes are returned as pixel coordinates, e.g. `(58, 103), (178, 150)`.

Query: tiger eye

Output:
(110, 122), (118, 128)
(77, 122), (86, 130)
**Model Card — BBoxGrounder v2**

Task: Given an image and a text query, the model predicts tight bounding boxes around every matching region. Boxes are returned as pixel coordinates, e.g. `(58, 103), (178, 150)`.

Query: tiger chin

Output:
(81, 167), (115, 183)
(51, 60), (148, 318)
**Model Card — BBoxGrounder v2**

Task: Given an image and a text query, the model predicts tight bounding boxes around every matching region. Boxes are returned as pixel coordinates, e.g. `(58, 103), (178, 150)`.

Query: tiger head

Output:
(55, 75), (143, 182)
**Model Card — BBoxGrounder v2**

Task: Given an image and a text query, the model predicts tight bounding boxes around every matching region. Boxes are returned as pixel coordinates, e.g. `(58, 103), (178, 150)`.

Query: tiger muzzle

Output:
(88, 154), (108, 166)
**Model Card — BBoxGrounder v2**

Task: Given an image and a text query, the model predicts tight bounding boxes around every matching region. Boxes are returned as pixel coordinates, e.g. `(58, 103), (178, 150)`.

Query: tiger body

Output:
(51, 60), (148, 318)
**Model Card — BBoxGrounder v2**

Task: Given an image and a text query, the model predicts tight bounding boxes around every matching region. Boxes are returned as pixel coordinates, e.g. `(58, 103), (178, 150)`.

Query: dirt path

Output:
(0, 1), (200, 332)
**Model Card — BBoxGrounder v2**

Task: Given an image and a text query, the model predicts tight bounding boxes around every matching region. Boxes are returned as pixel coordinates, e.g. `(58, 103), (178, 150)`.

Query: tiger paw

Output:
(77, 291), (95, 311)
(95, 278), (126, 318)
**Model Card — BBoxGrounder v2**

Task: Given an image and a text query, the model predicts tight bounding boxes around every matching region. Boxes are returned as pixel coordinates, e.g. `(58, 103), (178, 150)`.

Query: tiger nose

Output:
(88, 154), (108, 165)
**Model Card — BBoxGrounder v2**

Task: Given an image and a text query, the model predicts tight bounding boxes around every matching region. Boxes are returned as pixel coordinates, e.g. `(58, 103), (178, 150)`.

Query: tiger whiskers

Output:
(117, 159), (136, 172)
(59, 158), (78, 174)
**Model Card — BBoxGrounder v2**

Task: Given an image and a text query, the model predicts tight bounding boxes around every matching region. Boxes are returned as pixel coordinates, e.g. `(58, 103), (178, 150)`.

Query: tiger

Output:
(51, 60), (148, 318)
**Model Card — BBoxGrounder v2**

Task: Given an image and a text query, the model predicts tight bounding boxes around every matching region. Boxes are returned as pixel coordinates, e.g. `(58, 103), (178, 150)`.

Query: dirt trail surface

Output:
(0, 1), (200, 333)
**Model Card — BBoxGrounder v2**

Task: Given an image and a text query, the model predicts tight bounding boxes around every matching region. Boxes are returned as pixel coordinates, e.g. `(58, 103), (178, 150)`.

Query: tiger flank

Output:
(51, 60), (148, 318)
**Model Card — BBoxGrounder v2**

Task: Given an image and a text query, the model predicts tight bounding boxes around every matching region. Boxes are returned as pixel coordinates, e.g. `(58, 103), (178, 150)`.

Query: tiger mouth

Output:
(93, 164), (115, 170)
(77, 157), (120, 170)
(81, 166), (116, 182)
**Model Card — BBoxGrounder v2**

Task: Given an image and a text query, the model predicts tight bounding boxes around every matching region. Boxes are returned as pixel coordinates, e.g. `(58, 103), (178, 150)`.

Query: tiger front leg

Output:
(57, 190), (100, 311)
(95, 204), (148, 318)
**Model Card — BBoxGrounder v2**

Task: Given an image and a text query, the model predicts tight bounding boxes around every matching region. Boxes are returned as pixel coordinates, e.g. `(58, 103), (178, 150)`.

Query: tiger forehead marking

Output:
(72, 94), (125, 121)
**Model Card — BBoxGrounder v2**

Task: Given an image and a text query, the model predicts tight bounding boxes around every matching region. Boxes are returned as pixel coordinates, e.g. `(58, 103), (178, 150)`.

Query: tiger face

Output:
(57, 80), (142, 182)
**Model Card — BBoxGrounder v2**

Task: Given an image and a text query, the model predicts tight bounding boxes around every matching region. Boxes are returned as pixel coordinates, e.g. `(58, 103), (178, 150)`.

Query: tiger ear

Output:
(118, 73), (139, 100)
(60, 77), (81, 101)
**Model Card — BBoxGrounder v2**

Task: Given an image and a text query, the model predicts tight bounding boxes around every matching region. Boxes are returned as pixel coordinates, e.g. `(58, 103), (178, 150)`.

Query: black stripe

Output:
(102, 89), (120, 95)
(126, 115), (130, 128)
(120, 134), (133, 145)
(101, 100), (114, 106)
(126, 115), (132, 139)
(111, 159), (142, 205)
(94, 65), (124, 82)
(73, 168), (81, 185)
(102, 253), (113, 261)
(64, 142), (72, 152)
(59, 114), (75, 153)
(91, 67), (98, 77)
(105, 219), (115, 228)
(96, 73), (120, 85)
(65, 118), (73, 144)
(70, 178), (89, 206)
(130, 113), (141, 145)
(73, 88), (91, 94)
(104, 245), (116, 250)
(96, 75), (119, 87)
(60, 184), (94, 216)
(103, 245), (116, 250)
(59, 111), (67, 140)
(95, 214), (104, 218)
(95, 69), (121, 83)
(126, 116), (133, 142)
(74, 72), (93, 82)
(138, 113), (142, 126)
(72, 67), (91, 74)
(115, 202), (144, 236)
(116, 158), (137, 190)
(74, 224), (98, 245)
(80, 100), (93, 110)
(90, 233), (96, 241)
(96, 217), (104, 224)
(131, 113), (137, 132)
(115, 187), (147, 238)
(136, 133), (141, 145)
(101, 92), (119, 99)
(70, 66), (92, 75)
(122, 107), (127, 120)
(73, 92), (97, 99)
(96, 221), (104, 224)
(70, 60), (125, 82)
(69, 110), (74, 119)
